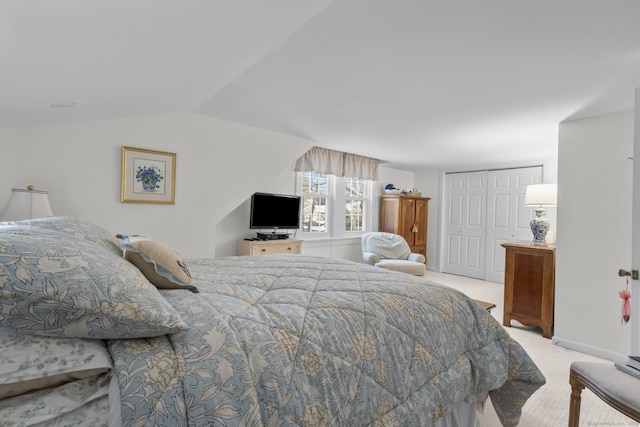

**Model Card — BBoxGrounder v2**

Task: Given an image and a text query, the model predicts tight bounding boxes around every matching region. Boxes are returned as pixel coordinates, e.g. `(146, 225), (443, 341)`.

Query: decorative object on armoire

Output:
(121, 146), (176, 204)
(0, 186), (53, 221)
(380, 194), (430, 260)
(384, 183), (401, 194)
(524, 183), (557, 244)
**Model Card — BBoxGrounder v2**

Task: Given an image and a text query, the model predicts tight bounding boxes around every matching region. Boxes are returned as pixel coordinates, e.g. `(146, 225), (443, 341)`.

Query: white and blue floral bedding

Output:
(0, 329), (118, 427)
(0, 217), (545, 426)
(109, 255), (545, 427)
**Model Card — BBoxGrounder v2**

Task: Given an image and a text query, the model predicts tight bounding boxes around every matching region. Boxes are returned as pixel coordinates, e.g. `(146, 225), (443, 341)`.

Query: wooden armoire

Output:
(379, 195), (430, 260)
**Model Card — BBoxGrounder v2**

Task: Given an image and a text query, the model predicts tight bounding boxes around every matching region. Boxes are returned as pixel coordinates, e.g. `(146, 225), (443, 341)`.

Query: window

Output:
(298, 171), (371, 237)
(344, 177), (365, 232)
(300, 172), (329, 234)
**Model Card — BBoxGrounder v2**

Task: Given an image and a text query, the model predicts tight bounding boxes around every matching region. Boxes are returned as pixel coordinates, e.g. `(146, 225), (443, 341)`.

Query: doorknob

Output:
(619, 269), (639, 280)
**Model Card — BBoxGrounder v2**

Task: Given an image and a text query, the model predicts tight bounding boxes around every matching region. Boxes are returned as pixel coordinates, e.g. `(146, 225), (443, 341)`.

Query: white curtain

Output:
(294, 146), (379, 180)
(343, 152), (378, 181)
(294, 147), (343, 176)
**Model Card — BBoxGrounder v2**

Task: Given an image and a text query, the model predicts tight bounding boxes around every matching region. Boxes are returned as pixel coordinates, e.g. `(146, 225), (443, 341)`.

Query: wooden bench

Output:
(474, 299), (496, 312)
(569, 361), (640, 427)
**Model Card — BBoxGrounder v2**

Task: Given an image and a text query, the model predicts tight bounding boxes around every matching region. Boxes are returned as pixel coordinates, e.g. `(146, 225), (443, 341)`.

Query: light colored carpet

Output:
(425, 271), (639, 427)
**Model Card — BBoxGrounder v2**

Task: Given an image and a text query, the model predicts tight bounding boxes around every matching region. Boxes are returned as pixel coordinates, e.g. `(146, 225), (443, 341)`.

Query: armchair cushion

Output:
(408, 253), (426, 263)
(361, 232), (426, 276)
(363, 251), (380, 265)
(376, 260), (426, 276)
(363, 233), (411, 260)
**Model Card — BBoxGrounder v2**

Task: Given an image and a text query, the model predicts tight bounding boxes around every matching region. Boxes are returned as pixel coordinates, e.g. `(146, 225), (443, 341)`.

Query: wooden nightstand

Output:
(238, 239), (302, 256)
(502, 242), (555, 338)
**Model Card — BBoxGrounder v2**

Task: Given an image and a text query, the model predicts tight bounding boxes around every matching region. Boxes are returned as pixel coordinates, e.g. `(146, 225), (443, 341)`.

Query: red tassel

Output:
(620, 275), (631, 325)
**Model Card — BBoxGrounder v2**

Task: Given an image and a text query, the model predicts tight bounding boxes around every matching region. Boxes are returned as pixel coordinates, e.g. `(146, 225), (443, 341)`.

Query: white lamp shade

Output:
(0, 188), (53, 221)
(524, 183), (557, 207)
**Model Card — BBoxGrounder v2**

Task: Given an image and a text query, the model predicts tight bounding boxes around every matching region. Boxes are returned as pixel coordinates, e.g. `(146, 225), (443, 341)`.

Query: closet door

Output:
(442, 171), (487, 279)
(442, 167), (542, 282)
(484, 167), (542, 283)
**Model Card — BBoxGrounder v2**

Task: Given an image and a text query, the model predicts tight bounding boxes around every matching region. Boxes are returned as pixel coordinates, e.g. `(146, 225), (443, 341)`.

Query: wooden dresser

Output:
(502, 242), (555, 338)
(238, 239), (303, 256)
(379, 195), (430, 259)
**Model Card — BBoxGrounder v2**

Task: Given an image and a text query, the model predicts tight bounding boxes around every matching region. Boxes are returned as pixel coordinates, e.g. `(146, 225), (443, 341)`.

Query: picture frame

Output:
(121, 146), (176, 204)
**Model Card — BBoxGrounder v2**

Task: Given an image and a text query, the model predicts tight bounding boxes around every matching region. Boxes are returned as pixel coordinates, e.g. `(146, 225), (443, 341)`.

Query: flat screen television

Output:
(250, 192), (301, 230)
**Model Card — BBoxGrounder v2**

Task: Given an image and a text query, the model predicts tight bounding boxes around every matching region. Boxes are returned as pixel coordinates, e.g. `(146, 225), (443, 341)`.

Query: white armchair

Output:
(361, 232), (426, 276)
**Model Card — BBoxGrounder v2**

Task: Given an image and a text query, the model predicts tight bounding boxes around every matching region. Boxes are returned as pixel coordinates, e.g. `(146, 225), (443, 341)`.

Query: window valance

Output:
(294, 146), (379, 180)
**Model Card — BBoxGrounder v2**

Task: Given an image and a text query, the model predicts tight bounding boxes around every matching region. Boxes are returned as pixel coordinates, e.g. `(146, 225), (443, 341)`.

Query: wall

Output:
(555, 110), (634, 359)
(415, 170), (441, 271)
(2, 112), (569, 290)
(215, 167), (299, 257)
(1, 113), (445, 266)
(0, 114), (313, 258)
(215, 164), (437, 264)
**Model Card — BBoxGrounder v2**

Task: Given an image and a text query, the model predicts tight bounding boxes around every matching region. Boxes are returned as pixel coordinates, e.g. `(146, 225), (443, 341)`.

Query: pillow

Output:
(0, 329), (112, 399)
(117, 234), (197, 292)
(0, 225), (188, 339)
(10, 216), (122, 257)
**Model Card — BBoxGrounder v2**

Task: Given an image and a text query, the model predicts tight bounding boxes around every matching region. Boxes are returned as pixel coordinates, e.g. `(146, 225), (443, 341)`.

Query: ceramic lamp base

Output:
(530, 208), (550, 244)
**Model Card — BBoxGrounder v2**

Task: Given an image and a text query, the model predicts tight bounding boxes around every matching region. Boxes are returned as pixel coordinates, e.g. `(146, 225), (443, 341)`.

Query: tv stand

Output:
(238, 239), (303, 256)
(256, 232), (289, 240)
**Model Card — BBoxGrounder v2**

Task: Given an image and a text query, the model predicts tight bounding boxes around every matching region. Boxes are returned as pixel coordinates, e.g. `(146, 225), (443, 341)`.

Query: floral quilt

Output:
(108, 255), (545, 427)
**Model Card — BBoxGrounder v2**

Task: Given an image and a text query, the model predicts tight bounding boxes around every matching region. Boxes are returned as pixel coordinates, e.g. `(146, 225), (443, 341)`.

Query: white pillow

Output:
(0, 329), (112, 399)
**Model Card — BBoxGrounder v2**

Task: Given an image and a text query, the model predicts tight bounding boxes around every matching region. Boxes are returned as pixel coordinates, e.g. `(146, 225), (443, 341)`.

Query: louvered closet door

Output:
(442, 171), (487, 279)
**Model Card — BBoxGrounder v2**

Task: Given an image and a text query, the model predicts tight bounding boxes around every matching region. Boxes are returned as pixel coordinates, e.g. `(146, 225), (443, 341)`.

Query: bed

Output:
(0, 217), (545, 427)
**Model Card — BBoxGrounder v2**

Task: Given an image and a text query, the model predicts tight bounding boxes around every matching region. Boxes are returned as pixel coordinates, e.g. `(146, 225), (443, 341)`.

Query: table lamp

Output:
(0, 185), (53, 221)
(524, 183), (557, 244)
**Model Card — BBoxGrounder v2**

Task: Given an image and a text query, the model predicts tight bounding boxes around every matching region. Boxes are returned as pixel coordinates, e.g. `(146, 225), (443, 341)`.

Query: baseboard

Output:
(551, 335), (626, 362)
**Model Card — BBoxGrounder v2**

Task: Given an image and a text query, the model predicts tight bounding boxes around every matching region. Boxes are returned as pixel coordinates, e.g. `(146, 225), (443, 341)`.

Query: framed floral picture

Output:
(121, 146), (176, 204)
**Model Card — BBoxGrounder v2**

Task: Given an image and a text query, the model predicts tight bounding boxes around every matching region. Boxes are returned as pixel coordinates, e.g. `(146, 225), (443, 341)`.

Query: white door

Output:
(632, 101), (640, 354)
(484, 167), (542, 283)
(442, 171), (487, 279)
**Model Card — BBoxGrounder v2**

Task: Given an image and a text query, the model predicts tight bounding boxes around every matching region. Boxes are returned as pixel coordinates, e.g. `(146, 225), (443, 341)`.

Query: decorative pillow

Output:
(0, 329), (112, 399)
(117, 234), (197, 292)
(0, 225), (188, 339)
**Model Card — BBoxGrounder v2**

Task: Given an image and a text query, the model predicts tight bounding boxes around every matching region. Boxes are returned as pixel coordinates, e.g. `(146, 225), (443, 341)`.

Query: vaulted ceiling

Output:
(3, 0), (640, 171)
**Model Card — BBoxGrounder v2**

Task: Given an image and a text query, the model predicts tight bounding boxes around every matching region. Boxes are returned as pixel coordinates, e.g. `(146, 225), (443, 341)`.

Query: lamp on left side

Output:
(0, 185), (53, 221)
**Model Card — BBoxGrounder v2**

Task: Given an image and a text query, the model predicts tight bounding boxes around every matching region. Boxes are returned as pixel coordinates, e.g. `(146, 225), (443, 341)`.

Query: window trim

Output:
(296, 172), (372, 240)
(343, 177), (369, 234)
(297, 172), (332, 239)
